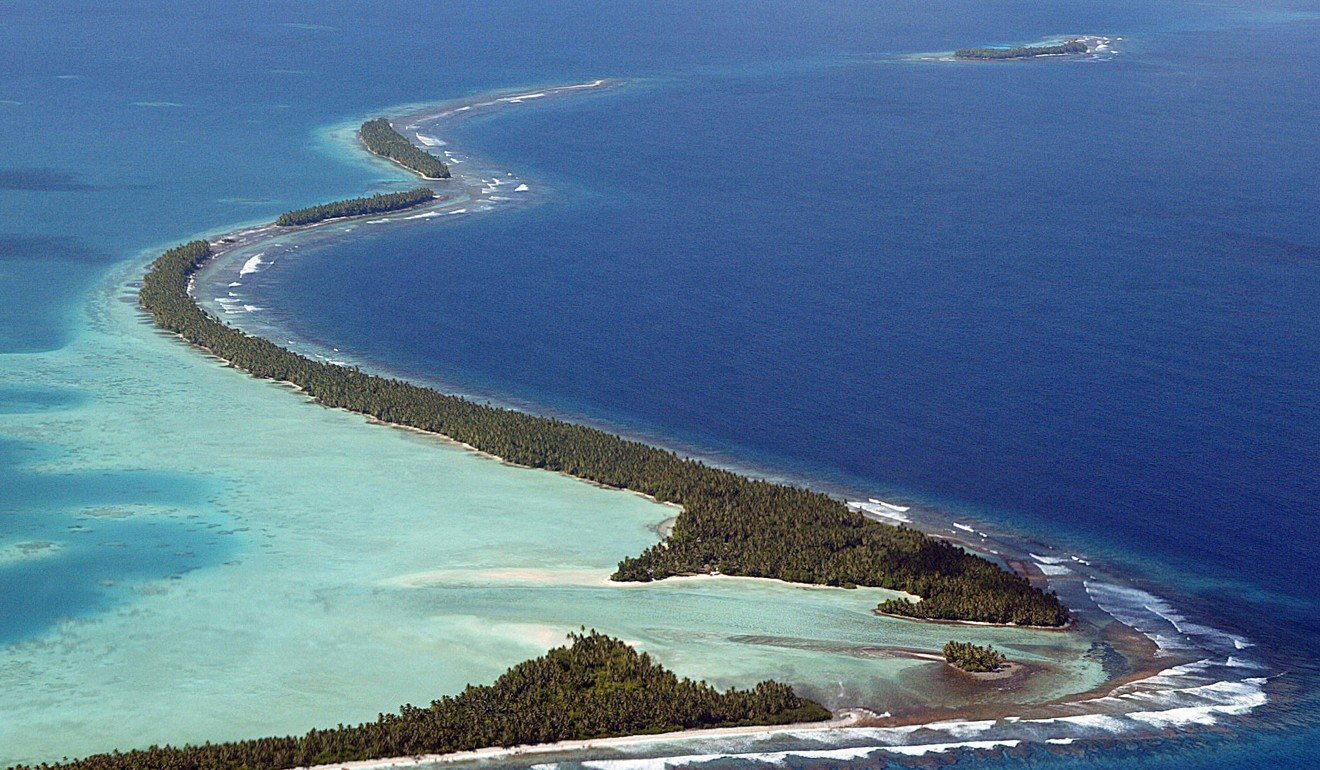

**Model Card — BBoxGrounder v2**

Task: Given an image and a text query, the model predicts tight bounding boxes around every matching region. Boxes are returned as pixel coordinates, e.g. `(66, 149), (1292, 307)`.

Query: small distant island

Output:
(7, 632), (829, 770)
(274, 187), (435, 227)
(943, 640), (1008, 673)
(955, 38), (1089, 60)
(360, 117), (451, 179)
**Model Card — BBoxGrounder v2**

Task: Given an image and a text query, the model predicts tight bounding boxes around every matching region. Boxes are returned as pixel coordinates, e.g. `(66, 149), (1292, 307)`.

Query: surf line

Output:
(155, 79), (1269, 750)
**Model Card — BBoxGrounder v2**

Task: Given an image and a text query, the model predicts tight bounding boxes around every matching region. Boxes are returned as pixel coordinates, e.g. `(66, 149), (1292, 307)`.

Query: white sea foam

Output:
(1084, 581), (1195, 651)
(1029, 713), (1128, 733)
(243, 305), (260, 313)
(924, 719), (996, 739)
(500, 92), (547, 104)
(227, 281), (241, 287)
(1030, 553), (1074, 575)
(578, 740), (1025, 770)
(953, 522), (974, 532)
(515, 183), (530, 191)
(414, 133), (445, 147)
(448, 209), (467, 215)
(581, 753), (728, 769)
(402, 212), (443, 220)
(499, 672), (1268, 770)
(1141, 602), (1253, 651)
(881, 739), (1020, 756)
(1124, 679), (1268, 727)
(846, 501), (912, 524)
(238, 254), (265, 276)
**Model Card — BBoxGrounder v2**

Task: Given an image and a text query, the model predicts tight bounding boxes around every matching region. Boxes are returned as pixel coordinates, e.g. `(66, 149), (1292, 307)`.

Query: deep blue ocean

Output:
(2, 0), (1317, 767)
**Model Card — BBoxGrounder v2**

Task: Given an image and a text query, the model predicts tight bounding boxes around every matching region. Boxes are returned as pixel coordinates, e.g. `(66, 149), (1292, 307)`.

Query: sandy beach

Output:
(299, 711), (871, 770)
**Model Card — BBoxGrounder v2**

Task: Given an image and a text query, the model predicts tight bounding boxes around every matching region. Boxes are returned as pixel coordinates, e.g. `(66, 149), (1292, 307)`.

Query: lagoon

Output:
(1, 0), (1316, 768)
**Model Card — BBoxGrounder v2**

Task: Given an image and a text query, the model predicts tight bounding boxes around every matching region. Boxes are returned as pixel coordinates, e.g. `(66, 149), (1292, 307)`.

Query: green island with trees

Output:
(6, 631), (828, 770)
(141, 200), (1069, 627)
(955, 39), (1088, 59)
(274, 187), (435, 227)
(942, 640), (1009, 673)
(360, 117), (451, 179)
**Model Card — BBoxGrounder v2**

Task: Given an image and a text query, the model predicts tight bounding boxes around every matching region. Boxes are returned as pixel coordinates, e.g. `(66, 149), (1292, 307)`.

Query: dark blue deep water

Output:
(2, 0), (1317, 767)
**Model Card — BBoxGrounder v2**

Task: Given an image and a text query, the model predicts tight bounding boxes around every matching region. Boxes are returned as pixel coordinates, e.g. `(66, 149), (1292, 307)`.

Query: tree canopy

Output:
(360, 118), (451, 179)
(943, 640), (1008, 672)
(274, 187), (434, 227)
(955, 40), (1087, 59)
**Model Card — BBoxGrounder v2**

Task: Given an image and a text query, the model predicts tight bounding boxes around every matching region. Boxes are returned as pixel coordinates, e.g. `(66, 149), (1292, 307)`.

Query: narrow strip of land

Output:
(275, 187), (435, 227)
(148, 83), (1070, 628)
(955, 38), (1088, 60)
(360, 118), (451, 179)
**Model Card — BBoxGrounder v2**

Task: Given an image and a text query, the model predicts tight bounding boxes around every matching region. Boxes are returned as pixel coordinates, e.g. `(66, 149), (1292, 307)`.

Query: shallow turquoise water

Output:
(0, 259), (1106, 763)
(1, 0), (1315, 767)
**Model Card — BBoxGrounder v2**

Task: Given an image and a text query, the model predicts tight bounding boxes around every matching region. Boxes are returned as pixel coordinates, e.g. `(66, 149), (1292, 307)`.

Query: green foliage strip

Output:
(360, 117), (451, 179)
(942, 640), (1008, 673)
(955, 40), (1088, 59)
(274, 187), (435, 227)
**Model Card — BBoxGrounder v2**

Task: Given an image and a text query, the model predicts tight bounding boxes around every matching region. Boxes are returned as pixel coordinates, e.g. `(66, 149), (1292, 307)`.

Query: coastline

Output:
(909, 34), (1117, 63)
(358, 141), (450, 181)
(178, 78), (1224, 650)
(873, 609), (1076, 632)
(187, 84), (1072, 632)
(297, 711), (870, 770)
(126, 79), (1272, 765)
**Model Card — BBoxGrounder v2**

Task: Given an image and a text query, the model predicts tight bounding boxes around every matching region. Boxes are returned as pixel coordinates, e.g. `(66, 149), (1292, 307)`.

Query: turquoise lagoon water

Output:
(5, 261), (1111, 762)
(2, 0), (1317, 768)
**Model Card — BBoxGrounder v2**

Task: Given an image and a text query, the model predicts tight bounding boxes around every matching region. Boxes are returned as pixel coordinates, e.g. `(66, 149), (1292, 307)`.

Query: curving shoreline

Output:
(128, 79), (1270, 764)
(295, 710), (874, 770)
(182, 81), (1069, 630)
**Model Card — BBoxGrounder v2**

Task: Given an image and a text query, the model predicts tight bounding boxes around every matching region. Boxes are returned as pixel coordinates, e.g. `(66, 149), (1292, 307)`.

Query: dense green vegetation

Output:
(360, 117), (451, 179)
(943, 640), (1008, 673)
(8, 632), (827, 770)
(955, 39), (1088, 59)
(139, 231), (1068, 627)
(273, 187), (434, 227)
